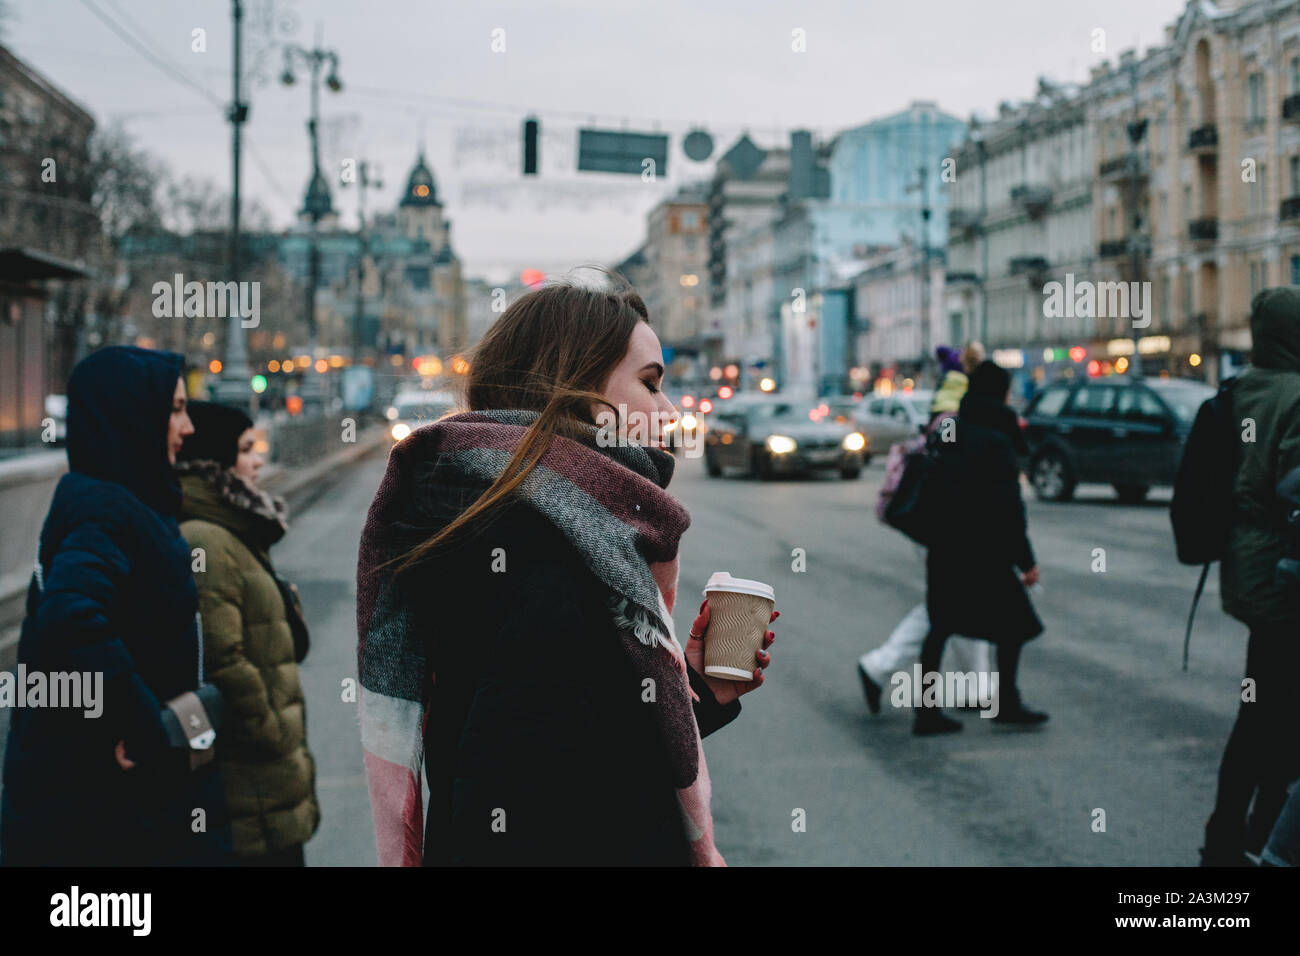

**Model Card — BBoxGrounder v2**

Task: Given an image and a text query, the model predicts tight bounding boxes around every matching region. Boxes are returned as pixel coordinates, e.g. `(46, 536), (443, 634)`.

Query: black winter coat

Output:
(398, 491), (741, 866)
(0, 347), (233, 866)
(925, 392), (1044, 646)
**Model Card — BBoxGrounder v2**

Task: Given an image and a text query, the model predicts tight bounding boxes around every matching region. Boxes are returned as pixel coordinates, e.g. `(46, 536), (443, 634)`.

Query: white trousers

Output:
(859, 603), (991, 687)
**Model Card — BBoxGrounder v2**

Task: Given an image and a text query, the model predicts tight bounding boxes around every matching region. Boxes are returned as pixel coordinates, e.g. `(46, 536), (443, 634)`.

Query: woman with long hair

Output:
(356, 272), (777, 866)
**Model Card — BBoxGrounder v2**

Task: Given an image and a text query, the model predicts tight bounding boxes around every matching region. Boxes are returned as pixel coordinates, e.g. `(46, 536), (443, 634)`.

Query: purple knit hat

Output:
(936, 346), (963, 374)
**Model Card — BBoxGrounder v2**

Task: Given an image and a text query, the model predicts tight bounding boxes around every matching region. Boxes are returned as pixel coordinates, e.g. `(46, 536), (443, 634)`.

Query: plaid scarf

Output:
(356, 409), (724, 866)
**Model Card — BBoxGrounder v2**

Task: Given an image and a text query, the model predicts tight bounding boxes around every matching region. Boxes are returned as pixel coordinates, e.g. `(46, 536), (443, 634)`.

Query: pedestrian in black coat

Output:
(915, 360), (1046, 735)
(1, 346), (234, 866)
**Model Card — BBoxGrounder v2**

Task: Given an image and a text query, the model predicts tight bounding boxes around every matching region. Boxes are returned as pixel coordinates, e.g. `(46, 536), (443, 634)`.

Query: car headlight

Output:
(385, 406), (399, 421)
(391, 422), (411, 441)
(842, 431), (866, 452)
(682, 413), (698, 430)
(766, 435), (797, 454)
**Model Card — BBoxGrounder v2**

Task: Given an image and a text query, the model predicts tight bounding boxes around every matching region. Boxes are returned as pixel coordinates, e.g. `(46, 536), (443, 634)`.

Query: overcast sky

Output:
(6, 0), (1187, 283)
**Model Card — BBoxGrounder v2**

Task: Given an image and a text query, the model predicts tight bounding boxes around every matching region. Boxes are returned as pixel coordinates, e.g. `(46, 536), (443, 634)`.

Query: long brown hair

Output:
(393, 268), (649, 572)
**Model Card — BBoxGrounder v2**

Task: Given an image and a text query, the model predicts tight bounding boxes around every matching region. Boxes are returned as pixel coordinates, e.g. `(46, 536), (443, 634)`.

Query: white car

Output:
(854, 390), (935, 455)
(385, 389), (459, 442)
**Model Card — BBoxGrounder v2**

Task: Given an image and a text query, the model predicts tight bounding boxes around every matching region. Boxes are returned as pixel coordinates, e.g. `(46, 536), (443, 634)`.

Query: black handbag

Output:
(33, 551), (222, 771)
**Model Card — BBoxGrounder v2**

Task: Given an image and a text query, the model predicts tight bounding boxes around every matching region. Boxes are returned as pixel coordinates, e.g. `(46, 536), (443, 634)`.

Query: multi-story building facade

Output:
(828, 101), (966, 249)
(946, 0), (1300, 390)
(722, 106), (964, 390)
(853, 244), (947, 380)
(1092, 0), (1300, 382)
(0, 44), (99, 449)
(0, 46), (100, 266)
(637, 182), (709, 353)
(707, 135), (791, 364)
(945, 78), (1095, 394)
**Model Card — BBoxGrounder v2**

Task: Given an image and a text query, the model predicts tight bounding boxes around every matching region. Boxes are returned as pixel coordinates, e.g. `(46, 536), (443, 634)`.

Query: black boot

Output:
(857, 661), (882, 715)
(992, 705), (1049, 726)
(913, 708), (962, 736)
(1201, 816), (1251, 867)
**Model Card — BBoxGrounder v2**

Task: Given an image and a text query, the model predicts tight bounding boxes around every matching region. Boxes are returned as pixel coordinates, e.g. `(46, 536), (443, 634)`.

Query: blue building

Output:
(827, 100), (967, 250)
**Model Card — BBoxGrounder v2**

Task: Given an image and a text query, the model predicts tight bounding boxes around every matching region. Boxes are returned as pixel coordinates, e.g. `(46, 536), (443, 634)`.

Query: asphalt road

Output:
(0, 446), (1251, 866)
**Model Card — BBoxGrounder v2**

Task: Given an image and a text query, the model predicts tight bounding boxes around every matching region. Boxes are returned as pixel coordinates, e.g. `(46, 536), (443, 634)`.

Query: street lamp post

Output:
(342, 160), (381, 360)
(212, 0), (253, 409)
(281, 37), (342, 361)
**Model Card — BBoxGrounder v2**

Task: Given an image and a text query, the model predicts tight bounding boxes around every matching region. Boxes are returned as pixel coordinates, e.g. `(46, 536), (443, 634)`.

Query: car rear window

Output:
(1031, 386), (1071, 418)
(1115, 388), (1168, 422)
(1066, 385), (1119, 418)
(1149, 382), (1215, 422)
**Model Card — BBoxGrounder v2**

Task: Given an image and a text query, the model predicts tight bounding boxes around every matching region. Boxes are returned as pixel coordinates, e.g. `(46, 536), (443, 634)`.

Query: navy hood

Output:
(66, 346), (185, 515)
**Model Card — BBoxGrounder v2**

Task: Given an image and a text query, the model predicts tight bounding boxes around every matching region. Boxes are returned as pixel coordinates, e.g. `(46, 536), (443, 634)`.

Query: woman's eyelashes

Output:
(644, 379), (660, 394)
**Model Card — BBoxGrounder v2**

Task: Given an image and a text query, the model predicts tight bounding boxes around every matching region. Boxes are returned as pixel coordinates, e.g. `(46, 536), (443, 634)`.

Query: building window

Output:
(1291, 255), (1300, 286)
(679, 210), (700, 231)
(1160, 276), (1170, 326)
(1291, 156), (1300, 197)
(1249, 73), (1264, 122)
(1292, 57), (1300, 95)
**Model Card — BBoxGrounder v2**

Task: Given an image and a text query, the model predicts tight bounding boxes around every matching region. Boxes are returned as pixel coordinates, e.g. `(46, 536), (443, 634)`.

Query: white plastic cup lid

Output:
(703, 571), (775, 601)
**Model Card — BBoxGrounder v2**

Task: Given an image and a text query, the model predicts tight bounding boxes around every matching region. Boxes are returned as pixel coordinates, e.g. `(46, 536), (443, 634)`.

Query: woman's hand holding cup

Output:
(686, 595), (778, 707)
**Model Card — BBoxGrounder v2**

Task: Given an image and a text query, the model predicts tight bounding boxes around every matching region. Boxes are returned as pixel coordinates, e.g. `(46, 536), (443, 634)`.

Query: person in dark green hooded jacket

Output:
(1203, 287), (1300, 866)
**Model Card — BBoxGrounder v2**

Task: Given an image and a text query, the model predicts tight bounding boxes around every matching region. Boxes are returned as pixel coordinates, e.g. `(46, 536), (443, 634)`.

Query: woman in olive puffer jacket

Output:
(177, 402), (320, 865)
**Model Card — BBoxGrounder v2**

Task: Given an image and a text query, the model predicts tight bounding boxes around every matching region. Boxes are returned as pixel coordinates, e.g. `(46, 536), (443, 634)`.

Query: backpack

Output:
(1171, 377), (1240, 565)
(1169, 376), (1240, 669)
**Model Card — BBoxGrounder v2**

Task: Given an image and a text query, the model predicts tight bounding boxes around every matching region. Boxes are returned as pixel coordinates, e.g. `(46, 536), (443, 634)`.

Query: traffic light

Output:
(523, 117), (539, 175)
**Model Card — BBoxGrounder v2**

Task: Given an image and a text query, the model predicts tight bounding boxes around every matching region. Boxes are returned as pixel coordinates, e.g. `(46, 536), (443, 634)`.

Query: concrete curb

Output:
(0, 425), (390, 675)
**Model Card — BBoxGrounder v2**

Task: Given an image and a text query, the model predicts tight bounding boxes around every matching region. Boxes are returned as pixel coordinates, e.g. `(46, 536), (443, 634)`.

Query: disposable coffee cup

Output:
(701, 571), (776, 680)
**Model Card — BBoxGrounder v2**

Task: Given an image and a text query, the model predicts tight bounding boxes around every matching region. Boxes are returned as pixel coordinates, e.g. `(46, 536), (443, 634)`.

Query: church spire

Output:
(400, 149), (440, 208)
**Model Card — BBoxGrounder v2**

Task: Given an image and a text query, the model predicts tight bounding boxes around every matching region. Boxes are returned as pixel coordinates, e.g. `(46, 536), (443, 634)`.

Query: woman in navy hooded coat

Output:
(0, 346), (234, 866)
